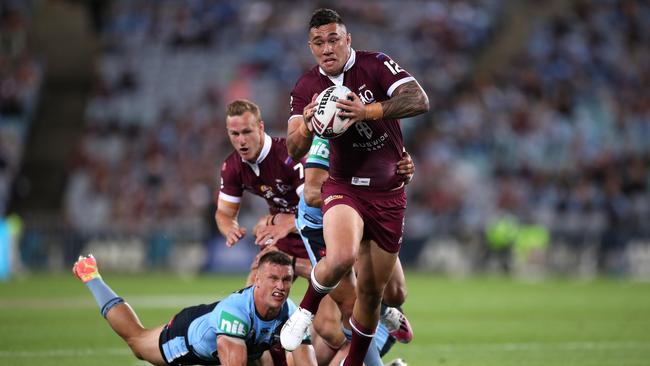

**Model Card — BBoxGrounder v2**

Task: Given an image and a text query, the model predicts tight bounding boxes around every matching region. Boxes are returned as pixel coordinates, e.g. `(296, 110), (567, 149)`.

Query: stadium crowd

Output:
(63, 0), (502, 252)
(407, 0), (649, 272)
(0, 0), (42, 215)
(57, 0), (649, 273)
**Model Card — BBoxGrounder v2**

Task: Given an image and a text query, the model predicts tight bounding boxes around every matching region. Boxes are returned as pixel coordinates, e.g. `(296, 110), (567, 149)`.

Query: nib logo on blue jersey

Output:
(219, 311), (249, 337)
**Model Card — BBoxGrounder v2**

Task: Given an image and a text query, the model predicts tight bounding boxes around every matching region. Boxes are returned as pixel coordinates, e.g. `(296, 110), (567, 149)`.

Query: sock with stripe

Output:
(85, 278), (124, 318)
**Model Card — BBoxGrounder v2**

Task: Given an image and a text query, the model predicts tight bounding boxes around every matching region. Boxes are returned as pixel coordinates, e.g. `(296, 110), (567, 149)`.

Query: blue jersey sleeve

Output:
(305, 137), (330, 170)
(213, 295), (252, 340)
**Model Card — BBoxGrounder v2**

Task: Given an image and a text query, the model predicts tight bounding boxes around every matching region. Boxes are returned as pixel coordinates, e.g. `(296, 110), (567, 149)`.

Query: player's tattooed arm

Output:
(381, 81), (429, 120)
(337, 81), (429, 123)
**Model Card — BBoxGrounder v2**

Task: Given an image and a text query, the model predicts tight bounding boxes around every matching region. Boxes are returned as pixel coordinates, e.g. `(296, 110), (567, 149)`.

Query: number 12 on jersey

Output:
(384, 59), (403, 75)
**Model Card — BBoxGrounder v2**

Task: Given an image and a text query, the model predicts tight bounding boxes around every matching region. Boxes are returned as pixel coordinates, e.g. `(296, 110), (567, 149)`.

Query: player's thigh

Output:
(323, 204), (363, 262)
(356, 240), (398, 295)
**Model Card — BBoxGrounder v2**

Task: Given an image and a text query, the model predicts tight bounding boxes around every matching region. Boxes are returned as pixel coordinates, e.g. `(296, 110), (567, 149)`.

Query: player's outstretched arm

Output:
(287, 94), (318, 159)
(215, 199), (247, 247)
(217, 335), (248, 366)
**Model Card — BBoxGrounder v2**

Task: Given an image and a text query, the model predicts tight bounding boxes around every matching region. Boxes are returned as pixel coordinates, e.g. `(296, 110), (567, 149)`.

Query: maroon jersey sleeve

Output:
(369, 52), (415, 98)
(289, 67), (322, 123)
(217, 154), (243, 204)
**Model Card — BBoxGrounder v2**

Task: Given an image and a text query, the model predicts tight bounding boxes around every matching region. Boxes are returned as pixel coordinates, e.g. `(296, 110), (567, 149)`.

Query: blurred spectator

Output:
(63, 0), (649, 275)
(0, 0), (43, 215)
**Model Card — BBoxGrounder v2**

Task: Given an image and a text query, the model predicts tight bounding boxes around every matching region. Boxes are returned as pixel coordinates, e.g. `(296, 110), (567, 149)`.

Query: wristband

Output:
(365, 102), (383, 120)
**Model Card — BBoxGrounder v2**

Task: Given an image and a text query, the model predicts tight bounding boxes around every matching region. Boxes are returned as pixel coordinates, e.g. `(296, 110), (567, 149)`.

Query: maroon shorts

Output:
(275, 233), (309, 259)
(321, 180), (406, 253)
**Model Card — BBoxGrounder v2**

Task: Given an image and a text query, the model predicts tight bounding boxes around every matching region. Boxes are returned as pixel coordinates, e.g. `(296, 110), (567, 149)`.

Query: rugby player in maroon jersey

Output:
(281, 8), (429, 366)
(215, 99), (312, 283)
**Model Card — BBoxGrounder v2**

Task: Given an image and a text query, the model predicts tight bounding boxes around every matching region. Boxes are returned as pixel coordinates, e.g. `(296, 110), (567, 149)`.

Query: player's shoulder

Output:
(214, 287), (254, 338)
(268, 137), (290, 160)
(269, 137), (304, 165)
(354, 50), (393, 66)
(270, 136), (288, 150)
(218, 286), (254, 314)
(221, 151), (243, 174)
(293, 66), (322, 92)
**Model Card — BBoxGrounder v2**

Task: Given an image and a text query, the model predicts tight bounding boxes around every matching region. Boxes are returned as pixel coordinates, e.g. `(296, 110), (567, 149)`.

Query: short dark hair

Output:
(309, 8), (344, 29)
(226, 99), (262, 122)
(258, 251), (292, 268)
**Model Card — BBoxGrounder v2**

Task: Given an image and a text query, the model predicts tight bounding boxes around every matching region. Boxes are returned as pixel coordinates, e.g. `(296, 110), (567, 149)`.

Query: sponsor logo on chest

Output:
(357, 84), (376, 105)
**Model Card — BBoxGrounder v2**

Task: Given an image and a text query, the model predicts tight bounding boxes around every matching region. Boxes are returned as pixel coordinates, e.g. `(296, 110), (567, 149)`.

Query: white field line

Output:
(0, 295), (213, 309)
(1, 341), (648, 358)
(403, 341), (650, 352)
(0, 348), (130, 358)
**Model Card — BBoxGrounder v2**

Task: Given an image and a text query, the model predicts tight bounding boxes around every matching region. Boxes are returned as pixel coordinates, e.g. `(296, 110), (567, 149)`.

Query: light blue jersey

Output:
(296, 137), (330, 232)
(160, 286), (300, 364)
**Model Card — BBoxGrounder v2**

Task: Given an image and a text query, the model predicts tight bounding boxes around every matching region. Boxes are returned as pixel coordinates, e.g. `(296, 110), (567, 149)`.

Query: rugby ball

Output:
(311, 85), (352, 139)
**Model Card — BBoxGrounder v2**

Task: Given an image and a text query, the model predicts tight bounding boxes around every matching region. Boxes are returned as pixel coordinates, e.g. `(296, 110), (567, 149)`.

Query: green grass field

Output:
(1, 272), (649, 366)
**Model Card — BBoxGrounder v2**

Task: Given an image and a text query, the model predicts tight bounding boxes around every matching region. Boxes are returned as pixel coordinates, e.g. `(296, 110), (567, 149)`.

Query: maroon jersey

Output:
(218, 134), (305, 214)
(290, 49), (416, 191)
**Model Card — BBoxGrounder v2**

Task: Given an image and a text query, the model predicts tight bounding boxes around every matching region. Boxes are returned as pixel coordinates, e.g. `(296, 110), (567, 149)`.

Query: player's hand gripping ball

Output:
(311, 85), (352, 139)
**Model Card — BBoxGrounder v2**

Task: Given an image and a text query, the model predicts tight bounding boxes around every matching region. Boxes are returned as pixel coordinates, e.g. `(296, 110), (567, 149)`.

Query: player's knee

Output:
(356, 284), (383, 308)
(328, 252), (355, 276)
(382, 283), (407, 307)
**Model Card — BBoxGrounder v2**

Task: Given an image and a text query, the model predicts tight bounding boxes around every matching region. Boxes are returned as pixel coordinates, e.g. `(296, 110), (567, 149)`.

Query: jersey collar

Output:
(319, 47), (356, 80)
(243, 133), (272, 176)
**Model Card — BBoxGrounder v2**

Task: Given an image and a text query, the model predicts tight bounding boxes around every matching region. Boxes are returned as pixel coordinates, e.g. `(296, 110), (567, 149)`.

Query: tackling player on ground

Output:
(282, 8), (429, 366)
(73, 251), (317, 366)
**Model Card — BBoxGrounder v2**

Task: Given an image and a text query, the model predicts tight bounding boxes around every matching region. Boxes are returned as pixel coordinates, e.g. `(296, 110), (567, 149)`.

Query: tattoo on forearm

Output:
(381, 82), (429, 120)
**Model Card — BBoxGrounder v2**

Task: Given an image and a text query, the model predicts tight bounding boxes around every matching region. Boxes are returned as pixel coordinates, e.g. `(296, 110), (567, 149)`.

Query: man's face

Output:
(226, 111), (265, 163)
(255, 261), (293, 309)
(308, 23), (351, 76)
